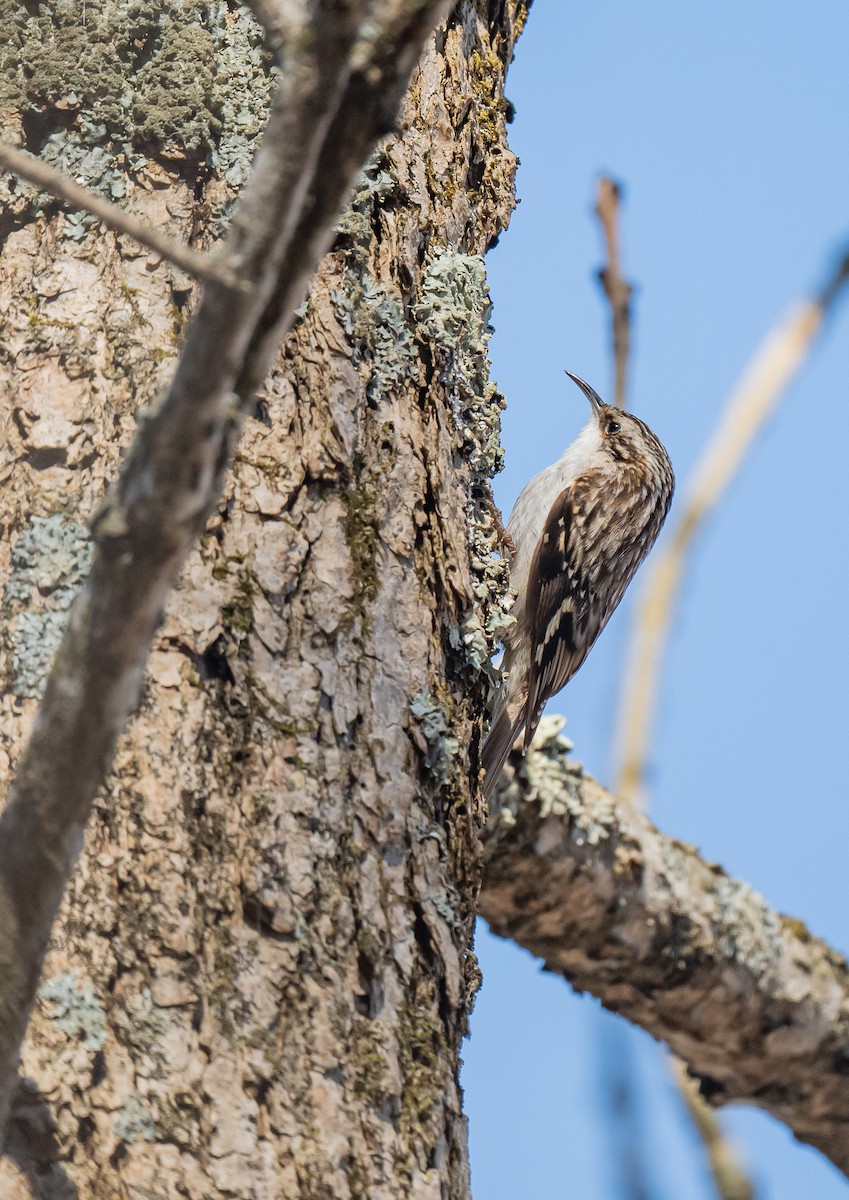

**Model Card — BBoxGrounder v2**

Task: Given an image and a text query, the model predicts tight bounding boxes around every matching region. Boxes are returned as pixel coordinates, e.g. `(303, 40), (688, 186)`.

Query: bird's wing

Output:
(521, 473), (608, 749)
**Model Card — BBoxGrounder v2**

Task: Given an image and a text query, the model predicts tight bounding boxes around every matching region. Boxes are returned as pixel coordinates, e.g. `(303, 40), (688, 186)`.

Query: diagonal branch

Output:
(613, 246), (849, 807)
(0, 142), (242, 289)
(0, 0), (453, 1134)
(480, 722), (849, 1179)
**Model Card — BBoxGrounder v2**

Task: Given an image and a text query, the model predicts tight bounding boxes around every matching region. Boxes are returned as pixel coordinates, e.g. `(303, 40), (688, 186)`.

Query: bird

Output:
(481, 371), (674, 799)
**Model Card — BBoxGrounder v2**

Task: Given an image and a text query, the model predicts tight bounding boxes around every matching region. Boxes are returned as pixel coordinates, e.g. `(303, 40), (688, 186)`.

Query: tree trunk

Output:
(0, 1), (525, 1196)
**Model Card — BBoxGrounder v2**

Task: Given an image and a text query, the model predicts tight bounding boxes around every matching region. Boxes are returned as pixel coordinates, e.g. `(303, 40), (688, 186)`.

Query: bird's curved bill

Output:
(564, 370), (606, 413)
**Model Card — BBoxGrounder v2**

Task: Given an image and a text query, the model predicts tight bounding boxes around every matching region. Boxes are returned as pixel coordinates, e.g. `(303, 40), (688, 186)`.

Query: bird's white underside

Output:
(504, 416), (602, 628)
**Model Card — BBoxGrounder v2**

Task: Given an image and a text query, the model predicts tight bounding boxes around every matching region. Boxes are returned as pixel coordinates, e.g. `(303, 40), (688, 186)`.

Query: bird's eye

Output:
(606, 418), (621, 435)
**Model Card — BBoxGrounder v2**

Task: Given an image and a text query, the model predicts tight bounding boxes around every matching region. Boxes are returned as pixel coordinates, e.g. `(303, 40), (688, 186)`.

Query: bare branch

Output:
(480, 721), (849, 1178)
(594, 176), (633, 410)
(671, 1059), (754, 1200)
(613, 247), (849, 807)
(0, 0), (453, 1133)
(239, 0), (307, 60)
(593, 171), (656, 1200)
(0, 142), (242, 289)
(597, 176), (756, 1198)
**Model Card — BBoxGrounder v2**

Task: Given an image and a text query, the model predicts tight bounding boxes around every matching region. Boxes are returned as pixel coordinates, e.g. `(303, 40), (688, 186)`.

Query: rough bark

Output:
(480, 720), (849, 1177)
(0, 1), (526, 1196)
(0, 0), (460, 1132)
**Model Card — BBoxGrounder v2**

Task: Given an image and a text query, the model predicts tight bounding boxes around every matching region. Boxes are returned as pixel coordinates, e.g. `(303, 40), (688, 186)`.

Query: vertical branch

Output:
(596, 177), (763, 1200)
(594, 176), (633, 410)
(612, 248), (849, 807)
(609, 248), (849, 1198)
(593, 171), (655, 1200)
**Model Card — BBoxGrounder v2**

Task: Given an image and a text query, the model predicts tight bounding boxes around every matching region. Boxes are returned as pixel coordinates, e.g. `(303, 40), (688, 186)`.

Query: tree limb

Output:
(480, 720), (849, 1178)
(0, 142), (242, 289)
(0, 0), (453, 1133)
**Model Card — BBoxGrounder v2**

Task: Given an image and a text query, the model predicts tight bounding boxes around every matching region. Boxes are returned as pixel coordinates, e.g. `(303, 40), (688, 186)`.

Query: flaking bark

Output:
(481, 721), (849, 1176)
(0, 1), (525, 1195)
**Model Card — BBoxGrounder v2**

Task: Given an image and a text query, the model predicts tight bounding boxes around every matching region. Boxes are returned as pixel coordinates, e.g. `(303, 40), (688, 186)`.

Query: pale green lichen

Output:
(11, 609), (75, 694)
(114, 1093), (156, 1143)
(409, 692), (460, 786)
(414, 249), (504, 484)
(415, 251), (492, 383)
(524, 722), (614, 846)
(332, 272), (418, 400)
(4, 515), (92, 697)
(412, 246), (503, 475)
(334, 143), (398, 256)
(457, 495), (515, 685)
(40, 972), (107, 1050)
(209, 1), (276, 189)
(714, 877), (783, 978)
(449, 611), (498, 680)
(0, 0), (274, 234)
(491, 716), (602, 834)
(5, 514), (91, 603)
(415, 251), (512, 693)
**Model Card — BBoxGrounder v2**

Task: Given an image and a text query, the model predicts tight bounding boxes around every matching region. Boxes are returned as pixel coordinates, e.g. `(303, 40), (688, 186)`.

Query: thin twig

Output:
(595, 173), (755, 1199)
(613, 247), (849, 806)
(0, 142), (243, 290)
(595, 176), (633, 410)
(608, 249), (849, 1199)
(601, 1021), (654, 1200)
(593, 171), (655, 1200)
(672, 1060), (753, 1200)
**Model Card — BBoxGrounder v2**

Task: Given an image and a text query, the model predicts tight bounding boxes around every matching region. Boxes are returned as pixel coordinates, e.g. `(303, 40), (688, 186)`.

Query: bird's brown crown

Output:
(598, 407), (674, 489)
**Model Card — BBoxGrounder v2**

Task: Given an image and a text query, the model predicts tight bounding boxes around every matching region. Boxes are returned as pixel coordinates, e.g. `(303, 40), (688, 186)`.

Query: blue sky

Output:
(462, 3), (849, 1197)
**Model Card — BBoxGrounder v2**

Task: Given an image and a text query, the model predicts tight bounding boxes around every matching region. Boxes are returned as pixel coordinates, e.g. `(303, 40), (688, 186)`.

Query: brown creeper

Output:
(481, 372), (674, 798)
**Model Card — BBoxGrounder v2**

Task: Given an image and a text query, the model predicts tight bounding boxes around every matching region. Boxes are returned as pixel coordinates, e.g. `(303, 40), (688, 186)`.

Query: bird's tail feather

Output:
(481, 708), (525, 800)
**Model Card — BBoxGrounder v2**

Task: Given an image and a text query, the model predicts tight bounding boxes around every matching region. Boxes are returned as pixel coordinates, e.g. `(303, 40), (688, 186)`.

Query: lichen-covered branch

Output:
(0, 0), (453, 1133)
(480, 721), (849, 1178)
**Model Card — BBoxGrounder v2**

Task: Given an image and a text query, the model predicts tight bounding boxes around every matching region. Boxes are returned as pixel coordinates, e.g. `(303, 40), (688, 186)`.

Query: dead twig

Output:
(593, 171), (655, 1200)
(613, 247), (849, 807)
(0, 142), (242, 290)
(672, 1060), (753, 1200)
(595, 174), (756, 1200)
(606, 246), (849, 1195)
(595, 176), (633, 410)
